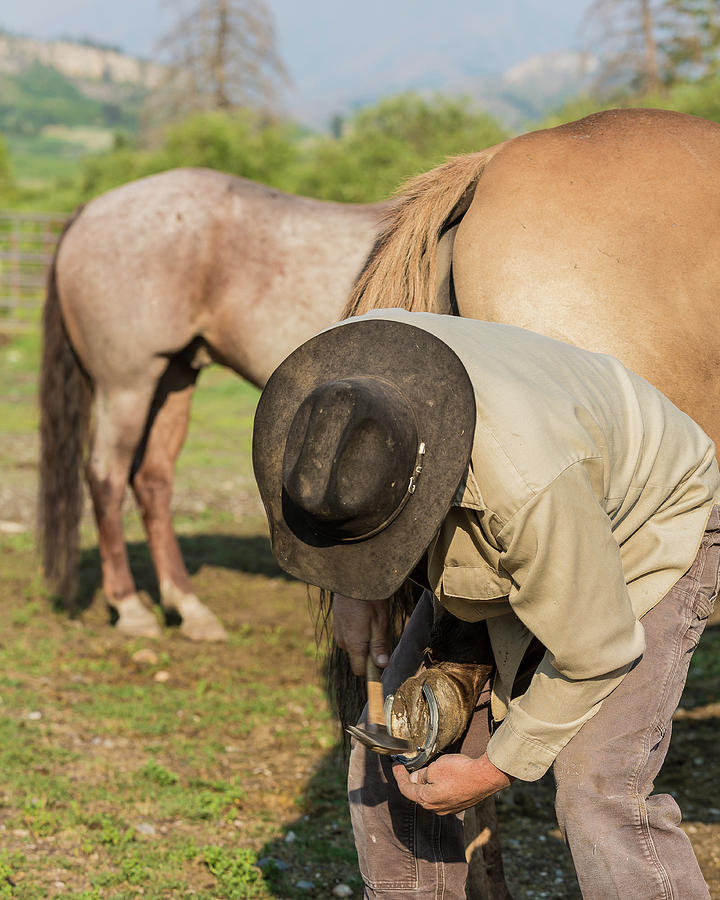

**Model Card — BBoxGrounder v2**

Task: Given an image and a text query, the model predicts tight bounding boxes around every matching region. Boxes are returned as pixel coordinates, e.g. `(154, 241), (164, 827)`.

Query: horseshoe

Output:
(384, 681), (440, 773)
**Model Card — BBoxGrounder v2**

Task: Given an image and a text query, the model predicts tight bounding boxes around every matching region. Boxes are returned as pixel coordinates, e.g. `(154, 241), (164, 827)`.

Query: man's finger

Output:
(369, 609), (390, 668)
(393, 764), (426, 804)
(392, 763), (413, 792)
(349, 646), (369, 677)
(408, 767), (430, 785)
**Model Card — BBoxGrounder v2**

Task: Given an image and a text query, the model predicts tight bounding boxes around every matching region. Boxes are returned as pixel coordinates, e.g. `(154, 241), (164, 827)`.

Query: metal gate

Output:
(0, 212), (67, 329)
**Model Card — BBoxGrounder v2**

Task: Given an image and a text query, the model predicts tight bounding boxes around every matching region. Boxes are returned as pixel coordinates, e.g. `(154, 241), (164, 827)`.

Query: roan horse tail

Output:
(39, 207), (92, 605)
(342, 143), (505, 319)
(326, 144), (505, 734)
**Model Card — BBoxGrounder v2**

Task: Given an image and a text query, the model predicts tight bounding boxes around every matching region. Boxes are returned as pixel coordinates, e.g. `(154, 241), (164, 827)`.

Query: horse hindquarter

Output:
(452, 108), (720, 448)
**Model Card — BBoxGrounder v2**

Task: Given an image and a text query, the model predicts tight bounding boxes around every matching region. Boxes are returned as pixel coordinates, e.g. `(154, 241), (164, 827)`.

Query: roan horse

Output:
(337, 106), (720, 898)
(40, 168), (386, 639)
(39, 168), (505, 897)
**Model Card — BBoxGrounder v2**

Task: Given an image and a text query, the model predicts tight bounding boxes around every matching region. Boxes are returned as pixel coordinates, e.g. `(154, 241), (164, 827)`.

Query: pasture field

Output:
(1, 327), (719, 899)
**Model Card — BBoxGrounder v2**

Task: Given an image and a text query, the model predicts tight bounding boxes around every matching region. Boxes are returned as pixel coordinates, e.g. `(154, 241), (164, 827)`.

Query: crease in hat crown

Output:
(282, 376), (425, 543)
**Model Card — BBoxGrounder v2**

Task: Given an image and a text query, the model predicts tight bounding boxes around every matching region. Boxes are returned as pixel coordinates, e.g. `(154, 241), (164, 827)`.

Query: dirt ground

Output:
(4, 548), (717, 899)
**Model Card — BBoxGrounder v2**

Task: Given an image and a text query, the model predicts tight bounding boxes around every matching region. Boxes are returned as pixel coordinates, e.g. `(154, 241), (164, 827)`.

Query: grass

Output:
(0, 582), (360, 898)
(0, 325), (362, 898)
(6, 133), (92, 185)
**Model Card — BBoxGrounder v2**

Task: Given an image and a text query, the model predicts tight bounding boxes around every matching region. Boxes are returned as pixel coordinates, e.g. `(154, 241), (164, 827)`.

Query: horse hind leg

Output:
(131, 356), (228, 643)
(87, 380), (163, 638)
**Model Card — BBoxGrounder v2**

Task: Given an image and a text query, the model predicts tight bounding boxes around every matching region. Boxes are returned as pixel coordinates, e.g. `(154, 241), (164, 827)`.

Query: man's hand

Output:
(333, 593), (391, 676)
(392, 753), (513, 816)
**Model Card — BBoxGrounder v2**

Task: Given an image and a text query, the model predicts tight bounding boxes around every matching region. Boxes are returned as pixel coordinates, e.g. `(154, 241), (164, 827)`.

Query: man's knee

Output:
(553, 760), (630, 842)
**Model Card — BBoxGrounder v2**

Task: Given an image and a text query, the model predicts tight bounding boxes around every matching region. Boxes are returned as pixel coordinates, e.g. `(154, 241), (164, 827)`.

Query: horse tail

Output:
(39, 206), (92, 606)
(325, 146), (504, 735)
(342, 143), (505, 319)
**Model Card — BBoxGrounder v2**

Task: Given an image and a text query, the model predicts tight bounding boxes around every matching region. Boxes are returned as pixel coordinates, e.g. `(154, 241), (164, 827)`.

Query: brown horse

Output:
(40, 168), (387, 639)
(338, 107), (720, 899)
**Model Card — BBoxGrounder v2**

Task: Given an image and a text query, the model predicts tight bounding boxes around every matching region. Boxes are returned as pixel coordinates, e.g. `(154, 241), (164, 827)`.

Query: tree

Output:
(69, 94), (506, 210)
(293, 93), (508, 204)
(150, 0), (289, 125)
(661, 0), (720, 82)
(583, 0), (668, 93)
(75, 109), (301, 201)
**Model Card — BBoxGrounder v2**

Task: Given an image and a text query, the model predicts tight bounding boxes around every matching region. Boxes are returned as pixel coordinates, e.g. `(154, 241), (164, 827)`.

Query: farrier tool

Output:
(345, 657), (414, 755)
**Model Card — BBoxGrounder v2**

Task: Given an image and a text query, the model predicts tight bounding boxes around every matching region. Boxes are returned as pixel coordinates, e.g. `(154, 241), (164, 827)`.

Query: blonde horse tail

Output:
(342, 143), (505, 319)
(39, 207), (92, 606)
(327, 145), (504, 735)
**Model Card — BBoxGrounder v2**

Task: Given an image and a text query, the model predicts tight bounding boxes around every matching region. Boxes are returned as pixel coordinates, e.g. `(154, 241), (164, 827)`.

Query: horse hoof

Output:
(391, 662), (494, 756)
(159, 583), (229, 642)
(179, 610), (228, 643)
(175, 596), (228, 642)
(113, 593), (162, 639)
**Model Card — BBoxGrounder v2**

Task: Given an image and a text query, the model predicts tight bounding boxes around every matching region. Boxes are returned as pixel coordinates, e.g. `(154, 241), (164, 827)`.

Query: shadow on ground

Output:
(251, 747), (364, 898)
(69, 532), (294, 613)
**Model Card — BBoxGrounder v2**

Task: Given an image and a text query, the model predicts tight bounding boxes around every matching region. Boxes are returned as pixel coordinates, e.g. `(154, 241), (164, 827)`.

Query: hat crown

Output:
(282, 377), (419, 541)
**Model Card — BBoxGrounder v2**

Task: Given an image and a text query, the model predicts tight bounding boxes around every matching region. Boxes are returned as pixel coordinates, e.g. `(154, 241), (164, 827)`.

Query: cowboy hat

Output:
(252, 316), (476, 599)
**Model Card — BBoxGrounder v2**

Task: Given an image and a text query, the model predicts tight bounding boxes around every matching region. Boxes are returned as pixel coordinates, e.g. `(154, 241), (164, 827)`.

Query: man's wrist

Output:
(472, 752), (514, 790)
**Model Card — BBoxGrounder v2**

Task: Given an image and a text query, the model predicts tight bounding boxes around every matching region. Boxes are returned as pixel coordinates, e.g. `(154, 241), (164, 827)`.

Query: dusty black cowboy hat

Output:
(252, 316), (476, 599)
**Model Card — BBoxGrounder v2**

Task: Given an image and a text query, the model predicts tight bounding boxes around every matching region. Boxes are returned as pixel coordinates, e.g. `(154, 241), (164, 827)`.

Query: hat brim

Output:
(252, 318), (476, 599)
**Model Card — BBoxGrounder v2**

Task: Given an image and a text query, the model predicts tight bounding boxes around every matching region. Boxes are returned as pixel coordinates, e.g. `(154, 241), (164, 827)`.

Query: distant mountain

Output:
(474, 52), (598, 130)
(0, 0), (596, 131)
(285, 50), (597, 132)
(0, 29), (593, 141)
(0, 31), (161, 89)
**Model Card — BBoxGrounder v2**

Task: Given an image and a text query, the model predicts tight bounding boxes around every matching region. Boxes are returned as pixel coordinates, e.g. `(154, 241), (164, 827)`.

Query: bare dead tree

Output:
(660, 0), (720, 83)
(583, 0), (668, 93)
(149, 0), (289, 124)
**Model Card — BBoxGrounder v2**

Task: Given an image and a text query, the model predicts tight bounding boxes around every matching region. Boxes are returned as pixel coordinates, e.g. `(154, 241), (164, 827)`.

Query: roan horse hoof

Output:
(179, 609), (229, 643)
(113, 592), (163, 639)
(176, 597), (229, 642)
(160, 582), (229, 642)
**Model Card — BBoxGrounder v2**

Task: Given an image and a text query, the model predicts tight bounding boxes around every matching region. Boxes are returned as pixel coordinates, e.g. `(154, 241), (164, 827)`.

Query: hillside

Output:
(0, 32), (161, 185)
(0, 29), (593, 193)
(0, 32), (161, 86)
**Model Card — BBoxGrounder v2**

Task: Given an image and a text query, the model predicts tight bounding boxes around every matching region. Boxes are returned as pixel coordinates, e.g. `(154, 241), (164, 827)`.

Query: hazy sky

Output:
(0, 1), (595, 124)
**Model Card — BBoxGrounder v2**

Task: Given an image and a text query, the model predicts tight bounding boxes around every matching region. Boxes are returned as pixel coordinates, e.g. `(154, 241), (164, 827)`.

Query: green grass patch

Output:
(204, 846), (266, 897)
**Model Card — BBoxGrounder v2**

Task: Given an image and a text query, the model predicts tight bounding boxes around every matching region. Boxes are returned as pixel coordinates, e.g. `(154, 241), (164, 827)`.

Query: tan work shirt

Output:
(360, 309), (720, 781)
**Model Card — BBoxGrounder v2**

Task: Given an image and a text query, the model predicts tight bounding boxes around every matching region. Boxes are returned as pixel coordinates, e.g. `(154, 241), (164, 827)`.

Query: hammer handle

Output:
(366, 657), (385, 727)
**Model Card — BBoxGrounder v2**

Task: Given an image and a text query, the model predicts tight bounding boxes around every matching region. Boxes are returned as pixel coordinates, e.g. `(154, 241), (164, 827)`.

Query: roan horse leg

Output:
(131, 357), (227, 642)
(86, 381), (163, 638)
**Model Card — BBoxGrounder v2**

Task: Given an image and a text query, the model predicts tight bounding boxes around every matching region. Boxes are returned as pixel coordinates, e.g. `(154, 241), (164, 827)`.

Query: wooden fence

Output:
(0, 211), (67, 328)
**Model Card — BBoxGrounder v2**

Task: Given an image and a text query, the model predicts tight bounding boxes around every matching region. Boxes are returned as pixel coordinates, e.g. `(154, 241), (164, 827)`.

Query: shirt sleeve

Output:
(485, 461), (646, 781)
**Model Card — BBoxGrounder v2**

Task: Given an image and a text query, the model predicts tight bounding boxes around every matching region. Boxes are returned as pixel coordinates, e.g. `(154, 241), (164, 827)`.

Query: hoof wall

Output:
(113, 594), (162, 639)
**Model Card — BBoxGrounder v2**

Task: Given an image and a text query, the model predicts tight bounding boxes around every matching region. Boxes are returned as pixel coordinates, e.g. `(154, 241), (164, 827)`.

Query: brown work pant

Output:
(348, 508), (720, 899)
